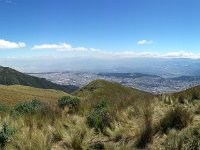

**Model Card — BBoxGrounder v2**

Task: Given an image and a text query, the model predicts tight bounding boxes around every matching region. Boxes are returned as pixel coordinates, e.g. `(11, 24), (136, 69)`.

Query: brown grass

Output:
(0, 85), (70, 105)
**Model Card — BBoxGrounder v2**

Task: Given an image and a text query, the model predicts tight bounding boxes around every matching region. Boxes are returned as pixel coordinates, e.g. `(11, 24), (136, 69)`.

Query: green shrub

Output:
(192, 92), (200, 100)
(87, 100), (113, 132)
(11, 99), (43, 117)
(0, 104), (10, 113)
(58, 96), (80, 113)
(0, 122), (15, 148)
(159, 106), (193, 133)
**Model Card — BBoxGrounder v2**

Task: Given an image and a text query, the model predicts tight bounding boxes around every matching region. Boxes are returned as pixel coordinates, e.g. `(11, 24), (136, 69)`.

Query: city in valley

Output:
(29, 72), (200, 94)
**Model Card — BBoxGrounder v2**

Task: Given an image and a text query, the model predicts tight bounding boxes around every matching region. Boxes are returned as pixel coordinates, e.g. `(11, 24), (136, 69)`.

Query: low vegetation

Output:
(0, 84), (69, 105)
(87, 100), (113, 132)
(136, 100), (153, 149)
(0, 122), (15, 149)
(0, 79), (199, 149)
(11, 99), (43, 117)
(159, 106), (193, 133)
(58, 96), (80, 113)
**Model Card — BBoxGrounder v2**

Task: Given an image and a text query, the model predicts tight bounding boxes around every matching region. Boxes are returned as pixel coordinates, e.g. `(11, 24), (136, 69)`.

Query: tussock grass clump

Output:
(71, 129), (87, 149)
(89, 142), (105, 150)
(136, 100), (154, 149)
(195, 104), (200, 114)
(87, 100), (113, 132)
(58, 96), (80, 113)
(178, 95), (185, 104)
(164, 125), (200, 150)
(159, 106), (193, 133)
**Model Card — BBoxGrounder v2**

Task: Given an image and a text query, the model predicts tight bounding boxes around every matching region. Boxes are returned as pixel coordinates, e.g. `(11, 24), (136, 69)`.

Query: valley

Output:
(29, 71), (200, 94)
(0, 66), (200, 149)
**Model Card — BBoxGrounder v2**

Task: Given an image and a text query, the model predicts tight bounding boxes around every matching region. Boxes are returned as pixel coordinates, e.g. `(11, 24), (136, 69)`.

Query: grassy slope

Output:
(0, 87), (199, 149)
(73, 79), (154, 109)
(164, 85), (200, 101)
(0, 85), (70, 105)
(0, 79), (200, 149)
(0, 79), (154, 108)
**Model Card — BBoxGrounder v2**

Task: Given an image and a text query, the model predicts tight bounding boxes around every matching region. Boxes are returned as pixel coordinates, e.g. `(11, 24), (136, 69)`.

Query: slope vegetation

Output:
(169, 85), (200, 101)
(0, 66), (78, 93)
(0, 85), (69, 105)
(73, 79), (154, 109)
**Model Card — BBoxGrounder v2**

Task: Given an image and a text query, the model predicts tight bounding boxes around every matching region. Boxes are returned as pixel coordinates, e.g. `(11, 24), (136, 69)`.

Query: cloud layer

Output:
(0, 39), (26, 49)
(32, 43), (94, 52)
(100, 51), (200, 59)
(31, 42), (200, 59)
(0, 39), (200, 59)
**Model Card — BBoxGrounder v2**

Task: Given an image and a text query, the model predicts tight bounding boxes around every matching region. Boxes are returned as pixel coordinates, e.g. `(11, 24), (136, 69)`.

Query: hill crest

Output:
(73, 79), (154, 109)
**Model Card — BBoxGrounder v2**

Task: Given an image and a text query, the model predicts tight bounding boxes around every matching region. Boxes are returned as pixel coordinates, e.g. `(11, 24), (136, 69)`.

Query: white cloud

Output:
(137, 40), (154, 45)
(93, 50), (160, 58)
(93, 50), (200, 59)
(31, 42), (200, 59)
(165, 51), (200, 59)
(1, 50), (200, 61)
(0, 39), (26, 49)
(32, 43), (93, 52)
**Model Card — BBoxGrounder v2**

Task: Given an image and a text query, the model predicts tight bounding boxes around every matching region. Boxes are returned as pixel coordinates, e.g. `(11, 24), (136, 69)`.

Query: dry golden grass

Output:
(0, 96), (199, 150)
(0, 85), (70, 105)
(0, 80), (200, 149)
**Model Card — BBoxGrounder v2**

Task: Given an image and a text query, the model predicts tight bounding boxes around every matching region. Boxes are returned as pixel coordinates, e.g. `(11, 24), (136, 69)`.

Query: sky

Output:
(1, 0), (200, 71)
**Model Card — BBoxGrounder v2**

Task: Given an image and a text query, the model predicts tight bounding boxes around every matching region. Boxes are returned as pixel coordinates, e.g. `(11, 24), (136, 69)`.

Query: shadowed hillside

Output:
(0, 66), (78, 93)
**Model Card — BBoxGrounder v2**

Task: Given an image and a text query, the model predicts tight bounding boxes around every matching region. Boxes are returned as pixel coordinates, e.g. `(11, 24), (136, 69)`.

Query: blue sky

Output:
(1, 0), (200, 61)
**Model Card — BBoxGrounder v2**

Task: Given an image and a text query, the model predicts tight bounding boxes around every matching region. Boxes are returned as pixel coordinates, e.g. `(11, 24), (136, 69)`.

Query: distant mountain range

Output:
(97, 72), (159, 79)
(0, 66), (78, 93)
(99, 72), (200, 82)
(5, 58), (200, 77)
(169, 76), (200, 81)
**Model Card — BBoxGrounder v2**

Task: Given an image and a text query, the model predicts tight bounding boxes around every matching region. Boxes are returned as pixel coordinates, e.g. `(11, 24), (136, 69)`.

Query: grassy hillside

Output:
(0, 85), (70, 105)
(0, 79), (200, 149)
(0, 66), (78, 93)
(160, 85), (200, 103)
(73, 79), (154, 109)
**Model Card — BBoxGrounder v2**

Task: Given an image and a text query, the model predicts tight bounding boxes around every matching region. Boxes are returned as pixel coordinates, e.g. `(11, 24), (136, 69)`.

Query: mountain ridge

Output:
(0, 66), (78, 93)
(72, 79), (154, 109)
